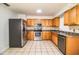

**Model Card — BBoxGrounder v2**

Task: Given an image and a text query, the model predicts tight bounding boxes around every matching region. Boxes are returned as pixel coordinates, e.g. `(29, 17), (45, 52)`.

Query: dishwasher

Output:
(58, 34), (66, 55)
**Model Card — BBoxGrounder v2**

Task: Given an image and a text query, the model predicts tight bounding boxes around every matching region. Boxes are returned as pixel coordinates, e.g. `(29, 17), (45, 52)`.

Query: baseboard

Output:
(0, 47), (9, 55)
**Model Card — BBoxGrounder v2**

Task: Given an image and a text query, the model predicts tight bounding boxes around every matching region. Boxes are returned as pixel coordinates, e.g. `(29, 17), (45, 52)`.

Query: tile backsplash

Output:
(69, 26), (79, 33)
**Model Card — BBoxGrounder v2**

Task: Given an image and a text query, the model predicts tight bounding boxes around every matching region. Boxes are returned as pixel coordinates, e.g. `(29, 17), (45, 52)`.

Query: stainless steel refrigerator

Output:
(9, 19), (27, 48)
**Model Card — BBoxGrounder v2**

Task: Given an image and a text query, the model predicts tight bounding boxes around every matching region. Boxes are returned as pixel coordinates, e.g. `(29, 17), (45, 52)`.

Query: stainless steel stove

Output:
(34, 24), (42, 40)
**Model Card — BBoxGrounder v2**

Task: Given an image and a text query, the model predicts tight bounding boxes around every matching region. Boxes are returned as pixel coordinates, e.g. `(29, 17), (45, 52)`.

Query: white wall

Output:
(26, 16), (53, 19)
(13, 14), (27, 20)
(0, 5), (16, 53)
(59, 14), (70, 32)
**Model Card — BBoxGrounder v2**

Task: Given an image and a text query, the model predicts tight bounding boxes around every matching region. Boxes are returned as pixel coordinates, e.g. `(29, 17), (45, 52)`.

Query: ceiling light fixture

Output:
(36, 9), (42, 13)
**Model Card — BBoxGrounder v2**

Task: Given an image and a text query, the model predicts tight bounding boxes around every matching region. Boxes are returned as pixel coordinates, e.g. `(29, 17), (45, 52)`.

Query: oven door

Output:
(35, 31), (41, 36)
(34, 32), (41, 41)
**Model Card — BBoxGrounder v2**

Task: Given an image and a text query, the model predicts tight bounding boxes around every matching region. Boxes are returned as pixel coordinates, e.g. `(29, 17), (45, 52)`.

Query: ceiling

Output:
(6, 3), (69, 16)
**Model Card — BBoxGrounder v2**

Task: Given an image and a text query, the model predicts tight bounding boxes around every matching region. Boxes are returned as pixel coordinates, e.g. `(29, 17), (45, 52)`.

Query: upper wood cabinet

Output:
(52, 19), (56, 27)
(64, 5), (79, 26)
(69, 6), (77, 25)
(48, 19), (53, 27)
(41, 19), (53, 27)
(64, 10), (70, 25)
(52, 17), (60, 27)
(76, 4), (79, 25)
(26, 19), (36, 26)
(55, 17), (60, 27)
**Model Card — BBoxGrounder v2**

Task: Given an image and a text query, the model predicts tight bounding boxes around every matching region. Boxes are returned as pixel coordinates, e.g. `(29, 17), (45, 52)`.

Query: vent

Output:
(3, 3), (10, 7)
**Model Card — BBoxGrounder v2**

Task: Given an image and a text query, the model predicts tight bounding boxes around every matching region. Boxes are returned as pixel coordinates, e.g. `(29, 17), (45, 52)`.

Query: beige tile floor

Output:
(3, 41), (63, 55)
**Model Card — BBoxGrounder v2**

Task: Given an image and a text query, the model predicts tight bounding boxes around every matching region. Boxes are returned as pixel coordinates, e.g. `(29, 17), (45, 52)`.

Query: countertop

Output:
(52, 30), (79, 37)
(26, 27), (79, 36)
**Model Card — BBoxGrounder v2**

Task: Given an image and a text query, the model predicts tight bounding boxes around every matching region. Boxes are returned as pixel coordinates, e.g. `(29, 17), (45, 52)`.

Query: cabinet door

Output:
(27, 31), (34, 40)
(64, 10), (70, 25)
(27, 19), (31, 26)
(45, 20), (48, 26)
(52, 19), (55, 27)
(41, 19), (53, 27)
(41, 19), (46, 27)
(76, 5), (79, 25)
(27, 19), (36, 26)
(64, 5), (79, 26)
(66, 36), (79, 55)
(55, 17), (60, 27)
(52, 17), (60, 27)
(69, 7), (77, 25)
(41, 31), (52, 40)
(48, 19), (53, 27)
(52, 32), (58, 46)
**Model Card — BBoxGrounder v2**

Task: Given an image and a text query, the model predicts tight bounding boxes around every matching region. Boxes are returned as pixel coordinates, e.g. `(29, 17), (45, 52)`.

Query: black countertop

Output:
(52, 30), (79, 37)
(26, 29), (79, 36)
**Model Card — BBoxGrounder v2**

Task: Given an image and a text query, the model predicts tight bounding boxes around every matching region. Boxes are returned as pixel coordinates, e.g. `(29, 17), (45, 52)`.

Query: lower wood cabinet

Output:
(27, 31), (35, 40)
(51, 31), (79, 55)
(27, 31), (52, 41)
(41, 31), (52, 40)
(66, 36), (79, 55)
(57, 34), (79, 55)
(52, 32), (58, 46)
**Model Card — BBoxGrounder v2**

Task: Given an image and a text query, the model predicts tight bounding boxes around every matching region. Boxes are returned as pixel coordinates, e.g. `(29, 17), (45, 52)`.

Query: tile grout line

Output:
(28, 42), (34, 55)
(3, 41), (62, 55)
(46, 42), (49, 55)
(44, 42), (49, 55)
(51, 42), (63, 55)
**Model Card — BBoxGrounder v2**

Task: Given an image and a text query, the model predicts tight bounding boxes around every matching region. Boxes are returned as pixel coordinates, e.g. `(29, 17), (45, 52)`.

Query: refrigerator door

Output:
(21, 20), (27, 46)
(9, 19), (21, 47)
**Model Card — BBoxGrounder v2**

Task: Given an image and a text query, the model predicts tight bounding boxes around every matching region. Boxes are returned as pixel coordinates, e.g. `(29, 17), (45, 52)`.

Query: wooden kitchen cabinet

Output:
(27, 19), (36, 26)
(41, 19), (53, 27)
(51, 32), (79, 55)
(64, 5), (79, 26)
(64, 10), (70, 25)
(55, 17), (60, 27)
(52, 32), (58, 46)
(66, 36), (79, 55)
(52, 19), (55, 26)
(41, 31), (52, 40)
(48, 19), (53, 27)
(52, 17), (60, 27)
(27, 31), (35, 40)
(69, 6), (77, 25)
